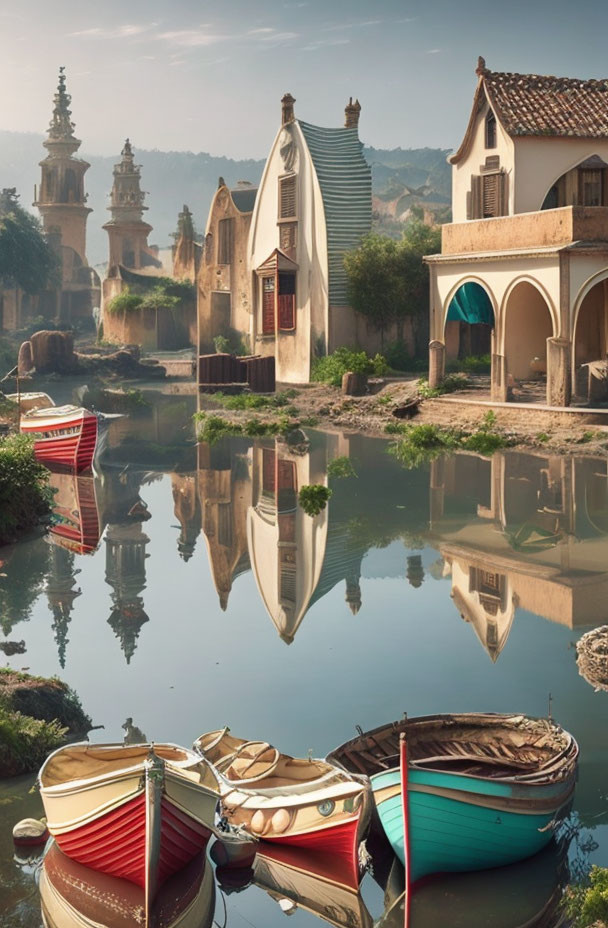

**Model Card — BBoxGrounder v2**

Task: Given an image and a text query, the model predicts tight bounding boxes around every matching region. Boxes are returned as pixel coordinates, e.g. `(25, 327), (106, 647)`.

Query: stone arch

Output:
(572, 269), (608, 401)
(442, 278), (497, 364)
(540, 152), (608, 211)
(502, 279), (555, 398)
(500, 276), (558, 353)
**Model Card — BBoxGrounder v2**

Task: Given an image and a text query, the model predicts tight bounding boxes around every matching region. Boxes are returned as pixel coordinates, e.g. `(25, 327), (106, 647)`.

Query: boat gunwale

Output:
(39, 741), (206, 794)
(326, 712), (579, 787)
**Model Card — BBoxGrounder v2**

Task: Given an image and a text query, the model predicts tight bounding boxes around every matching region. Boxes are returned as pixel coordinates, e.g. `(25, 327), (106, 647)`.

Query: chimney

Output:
(344, 97), (361, 130)
(281, 93), (296, 125)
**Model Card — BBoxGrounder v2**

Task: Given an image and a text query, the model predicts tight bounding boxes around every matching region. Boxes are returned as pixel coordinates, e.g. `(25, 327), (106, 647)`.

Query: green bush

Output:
(327, 456), (358, 479)
(565, 866), (608, 927)
(446, 354), (492, 375)
(311, 347), (389, 386)
(389, 424), (461, 468)
(0, 433), (52, 545)
(0, 706), (66, 776)
(416, 374), (470, 398)
(298, 484), (332, 516)
(212, 390), (297, 411)
(214, 334), (230, 354)
(107, 288), (144, 314)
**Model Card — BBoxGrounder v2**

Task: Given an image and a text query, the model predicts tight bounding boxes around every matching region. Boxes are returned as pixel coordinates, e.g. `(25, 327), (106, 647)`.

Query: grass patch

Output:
(298, 484), (332, 516)
(311, 347), (389, 386)
(388, 417), (510, 469)
(446, 353), (491, 375)
(211, 390), (298, 411)
(194, 411), (305, 445)
(416, 374), (470, 399)
(0, 433), (53, 546)
(0, 706), (66, 777)
(536, 432), (550, 443)
(327, 456), (357, 479)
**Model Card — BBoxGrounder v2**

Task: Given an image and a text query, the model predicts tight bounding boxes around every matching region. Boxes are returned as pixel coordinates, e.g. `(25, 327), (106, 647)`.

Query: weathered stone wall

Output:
(103, 303), (196, 352)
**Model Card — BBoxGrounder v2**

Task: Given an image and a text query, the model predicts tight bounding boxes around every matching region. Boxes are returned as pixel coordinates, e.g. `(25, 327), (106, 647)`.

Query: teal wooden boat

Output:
(327, 713), (578, 883)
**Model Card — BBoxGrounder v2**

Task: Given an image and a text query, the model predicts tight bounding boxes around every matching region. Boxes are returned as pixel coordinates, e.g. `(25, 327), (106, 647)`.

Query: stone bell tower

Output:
(103, 139), (154, 271)
(34, 67), (91, 264)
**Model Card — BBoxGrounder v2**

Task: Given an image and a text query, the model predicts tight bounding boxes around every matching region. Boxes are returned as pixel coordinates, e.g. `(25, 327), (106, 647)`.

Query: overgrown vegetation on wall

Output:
(0, 433), (52, 545)
(344, 219), (441, 353)
(106, 277), (195, 315)
(0, 188), (58, 294)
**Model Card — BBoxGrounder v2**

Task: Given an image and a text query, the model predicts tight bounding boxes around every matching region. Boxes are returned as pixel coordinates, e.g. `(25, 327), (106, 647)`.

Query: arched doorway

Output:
(444, 282), (495, 364)
(573, 278), (608, 401)
(503, 282), (554, 400)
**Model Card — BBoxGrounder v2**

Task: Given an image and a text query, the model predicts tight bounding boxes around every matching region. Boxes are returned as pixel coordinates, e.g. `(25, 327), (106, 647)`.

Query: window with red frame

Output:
(278, 272), (296, 330)
(262, 277), (275, 335)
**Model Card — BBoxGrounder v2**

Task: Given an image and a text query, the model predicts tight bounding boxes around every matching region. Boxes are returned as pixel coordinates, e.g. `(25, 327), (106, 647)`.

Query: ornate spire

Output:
(121, 138), (134, 159)
(47, 67), (77, 143)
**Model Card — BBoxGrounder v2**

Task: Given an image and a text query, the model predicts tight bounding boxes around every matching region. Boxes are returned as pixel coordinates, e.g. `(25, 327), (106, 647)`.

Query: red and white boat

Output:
(38, 742), (219, 909)
(194, 729), (371, 887)
(19, 403), (98, 472)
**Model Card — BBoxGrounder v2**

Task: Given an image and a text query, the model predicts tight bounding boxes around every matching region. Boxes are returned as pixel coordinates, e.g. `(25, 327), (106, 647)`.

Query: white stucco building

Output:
(427, 59), (608, 406)
(248, 94), (372, 383)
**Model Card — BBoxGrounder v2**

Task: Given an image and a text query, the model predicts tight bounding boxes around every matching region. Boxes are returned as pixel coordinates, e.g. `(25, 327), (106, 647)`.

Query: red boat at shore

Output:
(19, 404), (98, 471)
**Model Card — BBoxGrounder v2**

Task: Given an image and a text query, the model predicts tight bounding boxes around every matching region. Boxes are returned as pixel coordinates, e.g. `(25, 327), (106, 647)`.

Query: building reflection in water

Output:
(428, 451), (608, 660)
(101, 469), (151, 664)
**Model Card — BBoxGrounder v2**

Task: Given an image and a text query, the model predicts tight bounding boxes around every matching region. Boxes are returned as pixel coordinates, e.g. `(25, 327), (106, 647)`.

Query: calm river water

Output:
(0, 383), (607, 927)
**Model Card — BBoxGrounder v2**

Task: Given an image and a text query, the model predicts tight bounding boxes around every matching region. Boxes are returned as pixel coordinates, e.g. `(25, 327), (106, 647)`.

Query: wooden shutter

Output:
(482, 174), (499, 217)
(278, 272), (296, 330)
(262, 448), (276, 493)
(279, 175), (297, 219)
(262, 276), (275, 335)
(218, 218), (233, 264)
(468, 175), (482, 219)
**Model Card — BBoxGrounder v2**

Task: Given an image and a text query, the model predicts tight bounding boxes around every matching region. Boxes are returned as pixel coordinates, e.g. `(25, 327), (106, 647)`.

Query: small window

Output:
(279, 175), (297, 220)
(262, 276), (275, 335)
(217, 503), (232, 548)
(485, 111), (496, 149)
(580, 169), (603, 207)
(217, 218), (233, 264)
(262, 448), (276, 494)
(210, 291), (231, 331)
(278, 272), (296, 331)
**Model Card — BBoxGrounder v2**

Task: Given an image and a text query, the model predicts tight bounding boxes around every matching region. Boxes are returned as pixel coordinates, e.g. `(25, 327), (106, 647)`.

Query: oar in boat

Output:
(400, 733), (411, 928)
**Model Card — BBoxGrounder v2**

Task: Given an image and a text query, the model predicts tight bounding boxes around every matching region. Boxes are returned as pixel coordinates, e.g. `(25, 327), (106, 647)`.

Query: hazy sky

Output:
(1, 0), (607, 159)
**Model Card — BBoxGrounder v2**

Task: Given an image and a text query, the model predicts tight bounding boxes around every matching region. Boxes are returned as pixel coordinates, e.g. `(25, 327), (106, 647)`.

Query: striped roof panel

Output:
(298, 121), (371, 306)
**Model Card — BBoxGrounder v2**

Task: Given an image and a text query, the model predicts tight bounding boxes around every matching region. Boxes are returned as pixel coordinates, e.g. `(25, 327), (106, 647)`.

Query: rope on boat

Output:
(576, 625), (608, 692)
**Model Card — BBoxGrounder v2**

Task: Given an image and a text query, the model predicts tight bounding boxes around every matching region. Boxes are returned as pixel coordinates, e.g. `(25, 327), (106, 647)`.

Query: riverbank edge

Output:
(196, 379), (608, 458)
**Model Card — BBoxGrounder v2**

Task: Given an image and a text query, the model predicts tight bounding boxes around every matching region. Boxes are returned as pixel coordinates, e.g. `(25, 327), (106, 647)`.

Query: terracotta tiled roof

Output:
(482, 69), (608, 138)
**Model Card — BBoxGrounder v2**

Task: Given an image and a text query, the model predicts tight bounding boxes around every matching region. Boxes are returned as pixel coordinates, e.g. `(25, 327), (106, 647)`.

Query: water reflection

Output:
(0, 388), (607, 927)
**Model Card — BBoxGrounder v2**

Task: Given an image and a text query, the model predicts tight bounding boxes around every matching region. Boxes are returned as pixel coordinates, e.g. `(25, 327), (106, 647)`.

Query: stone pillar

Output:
(428, 340), (445, 389)
(546, 337), (571, 407)
(491, 354), (507, 402)
(17, 340), (33, 376)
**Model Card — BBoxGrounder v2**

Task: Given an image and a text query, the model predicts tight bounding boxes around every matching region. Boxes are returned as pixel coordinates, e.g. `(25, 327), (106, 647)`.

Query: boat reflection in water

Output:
(377, 839), (568, 928)
(47, 469), (101, 557)
(251, 843), (373, 928)
(39, 841), (215, 928)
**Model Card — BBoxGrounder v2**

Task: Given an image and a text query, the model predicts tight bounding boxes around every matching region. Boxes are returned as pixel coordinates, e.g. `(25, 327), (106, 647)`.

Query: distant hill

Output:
(0, 131), (452, 266)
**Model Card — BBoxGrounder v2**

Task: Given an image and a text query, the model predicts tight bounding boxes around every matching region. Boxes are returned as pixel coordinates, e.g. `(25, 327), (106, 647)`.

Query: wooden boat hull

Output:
(194, 730), (370, 886)
(372, 765), (573, 881)
(39, 840), (215, 928)
(21, 408), (98, 472)
(39, 744), (218, 903)
(327, 713), (578, 883)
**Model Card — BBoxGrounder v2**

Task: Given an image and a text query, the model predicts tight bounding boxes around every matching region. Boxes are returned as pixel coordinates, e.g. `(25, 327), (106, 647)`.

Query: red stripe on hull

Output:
(262, 814), (361, 887)
(27, 416), (98, 472)
(53, 792), (211, 892)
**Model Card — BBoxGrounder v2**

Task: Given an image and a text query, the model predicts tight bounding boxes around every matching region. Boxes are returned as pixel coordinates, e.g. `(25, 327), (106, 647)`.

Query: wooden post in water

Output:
(400, 732), (411, 928)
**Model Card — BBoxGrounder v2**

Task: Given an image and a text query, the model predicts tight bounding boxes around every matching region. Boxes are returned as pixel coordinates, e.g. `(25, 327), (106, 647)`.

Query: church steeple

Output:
(34, 67), (92, 266)
(46, 66), (79, 152)
(103, 138), (156, 271)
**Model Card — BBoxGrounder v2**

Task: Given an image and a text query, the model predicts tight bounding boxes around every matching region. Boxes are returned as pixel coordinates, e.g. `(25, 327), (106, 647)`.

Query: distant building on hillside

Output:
(427, 58), (608, 407)
(30, 67), (100, 327)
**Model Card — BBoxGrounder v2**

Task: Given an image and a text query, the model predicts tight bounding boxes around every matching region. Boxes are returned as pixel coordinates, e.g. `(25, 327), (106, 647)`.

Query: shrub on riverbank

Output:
(565, 867), (608, 927)
(0, 668), (92, 776)
(0, 434), (52, 545)
(388, 416), (510, 468)
(194, 411), (300, 444)
(311, 348), (389, 386)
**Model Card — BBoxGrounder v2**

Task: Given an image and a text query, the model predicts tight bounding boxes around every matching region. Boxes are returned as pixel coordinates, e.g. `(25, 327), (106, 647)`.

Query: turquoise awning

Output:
(447, 283), (494, 326)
